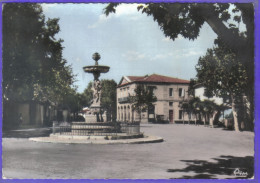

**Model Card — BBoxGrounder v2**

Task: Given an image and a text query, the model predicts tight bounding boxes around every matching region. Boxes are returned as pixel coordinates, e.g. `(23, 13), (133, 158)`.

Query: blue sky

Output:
(42, 3), (217, 93)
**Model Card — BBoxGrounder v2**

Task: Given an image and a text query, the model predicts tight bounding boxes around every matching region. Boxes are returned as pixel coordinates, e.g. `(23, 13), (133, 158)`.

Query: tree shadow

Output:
(167, 155), (254, 179)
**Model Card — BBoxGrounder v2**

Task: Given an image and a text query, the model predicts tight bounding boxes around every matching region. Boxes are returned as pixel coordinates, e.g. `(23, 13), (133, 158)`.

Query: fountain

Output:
(29, 53), (163, 144)
(70, 52), (117, 135)
(83, 52), (109, 122)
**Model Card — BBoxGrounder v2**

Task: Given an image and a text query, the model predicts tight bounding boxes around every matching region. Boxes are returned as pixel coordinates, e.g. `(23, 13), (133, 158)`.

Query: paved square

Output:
(2, 124), (254, 179)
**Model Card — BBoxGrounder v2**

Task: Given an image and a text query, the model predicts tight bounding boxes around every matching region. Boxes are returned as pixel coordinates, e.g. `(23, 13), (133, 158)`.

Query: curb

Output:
(29, 135), (164, 144)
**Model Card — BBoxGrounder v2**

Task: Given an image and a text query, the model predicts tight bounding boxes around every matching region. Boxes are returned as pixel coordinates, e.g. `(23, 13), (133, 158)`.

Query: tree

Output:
(3, 3), (45, 102)
(104, 3), (254, 129)
(3, 3), (75, 103)
(183, 97), (227, 126)
(181, 97), (211, 125)
(188, 79), (197, 96)
(201, 100), (216, 125)
(189, 97), (201, 125)
(179, 100), (192, 124)
(81, 82), (94, 107)
(61, 88), (81, 121)
(2, 3), (75, 126)
(100, 79), (117, 121)
(129, 84), (157, 122)
(195, 46), (250, 131)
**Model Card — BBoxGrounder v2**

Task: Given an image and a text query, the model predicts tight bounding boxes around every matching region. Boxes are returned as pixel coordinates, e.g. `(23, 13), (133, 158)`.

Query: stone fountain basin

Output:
(72, 122), (114, 125)
(29, 133), (164, 144)
(50, 133), (144, 139)
(83, 65), (110, 73)
(71, 122), (117, 129)
(72, 126), (113, 130)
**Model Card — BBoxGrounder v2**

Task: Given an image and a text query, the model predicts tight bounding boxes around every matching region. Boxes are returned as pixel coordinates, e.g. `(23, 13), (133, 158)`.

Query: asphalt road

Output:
(2, 124), (254, 179)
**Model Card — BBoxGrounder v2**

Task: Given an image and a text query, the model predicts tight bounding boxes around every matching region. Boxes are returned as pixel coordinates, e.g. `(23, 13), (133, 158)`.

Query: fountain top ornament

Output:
(83, 52), (110, 80)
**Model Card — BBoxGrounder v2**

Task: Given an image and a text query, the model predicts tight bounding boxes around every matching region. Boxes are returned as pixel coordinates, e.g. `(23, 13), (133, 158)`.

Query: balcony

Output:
(118, 97), (129, 103)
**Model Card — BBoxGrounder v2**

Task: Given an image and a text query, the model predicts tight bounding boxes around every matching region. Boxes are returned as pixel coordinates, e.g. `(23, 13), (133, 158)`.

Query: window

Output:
(169, 88), (173, 97)
(179, 88), (184, 97)
(169, 102), (173, 106)
(179, 110), (183, 119)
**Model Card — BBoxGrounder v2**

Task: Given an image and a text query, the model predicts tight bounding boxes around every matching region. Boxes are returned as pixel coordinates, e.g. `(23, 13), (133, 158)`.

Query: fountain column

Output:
(83, 53), (110, 122)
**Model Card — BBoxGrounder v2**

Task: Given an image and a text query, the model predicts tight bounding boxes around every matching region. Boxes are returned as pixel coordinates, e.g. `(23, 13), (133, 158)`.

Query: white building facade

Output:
(194, 84), (225, 105)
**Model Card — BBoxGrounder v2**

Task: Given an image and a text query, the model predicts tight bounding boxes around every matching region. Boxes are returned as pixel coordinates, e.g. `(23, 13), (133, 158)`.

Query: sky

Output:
(41, 3), (218, 93)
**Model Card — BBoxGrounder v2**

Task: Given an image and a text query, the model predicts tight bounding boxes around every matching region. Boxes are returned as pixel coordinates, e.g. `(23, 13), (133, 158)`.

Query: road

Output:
(2, 124), (254, 179)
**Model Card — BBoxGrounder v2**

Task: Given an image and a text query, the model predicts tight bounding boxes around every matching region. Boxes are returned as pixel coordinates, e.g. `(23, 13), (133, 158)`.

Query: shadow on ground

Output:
(167, 155), (254, 179)
(2, 128), (52, 138)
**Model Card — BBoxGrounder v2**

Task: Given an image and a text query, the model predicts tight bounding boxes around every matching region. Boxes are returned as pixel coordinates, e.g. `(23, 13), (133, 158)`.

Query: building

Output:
(194, 83), (224, 105)
(3, 100), (57, 130)
(117, 74), (194, 123)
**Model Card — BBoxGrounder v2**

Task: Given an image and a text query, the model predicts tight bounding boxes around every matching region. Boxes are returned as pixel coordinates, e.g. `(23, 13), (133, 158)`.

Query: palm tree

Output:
(190, 97), (201, 125)
(180, 100), (193, 125)
(202, 100), (216, 125)
(188, 97), (230, 127)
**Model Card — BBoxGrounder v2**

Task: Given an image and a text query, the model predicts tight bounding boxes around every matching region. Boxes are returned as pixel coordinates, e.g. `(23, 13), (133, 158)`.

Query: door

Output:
(169, 110), (174, 123)
(148, 105), (155, 122)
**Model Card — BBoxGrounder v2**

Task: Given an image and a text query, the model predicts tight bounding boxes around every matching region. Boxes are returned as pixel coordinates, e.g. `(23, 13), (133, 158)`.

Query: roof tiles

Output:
(119, 74), (189, 86)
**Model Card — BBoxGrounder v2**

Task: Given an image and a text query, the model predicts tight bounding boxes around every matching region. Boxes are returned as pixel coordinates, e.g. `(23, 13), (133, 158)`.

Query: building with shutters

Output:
(117, 74), (195, 123)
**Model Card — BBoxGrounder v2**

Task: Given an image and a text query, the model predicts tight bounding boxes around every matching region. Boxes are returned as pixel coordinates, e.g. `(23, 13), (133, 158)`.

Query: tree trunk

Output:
(237, 4), (254, 131)
(29, 101), (36, 125)
(213, 110), (221, 125)
(232, 103), (239, 132)
(243, 95), (254, 131)
(188, 112), (190, 125)
(182, 111), (185, 124)
(132, 109), (134, 123)
(198, 4), (246, 53)
(231, 95), (240, 132)
(204, 114), (206, 125)
(209, 113), (214, 127)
